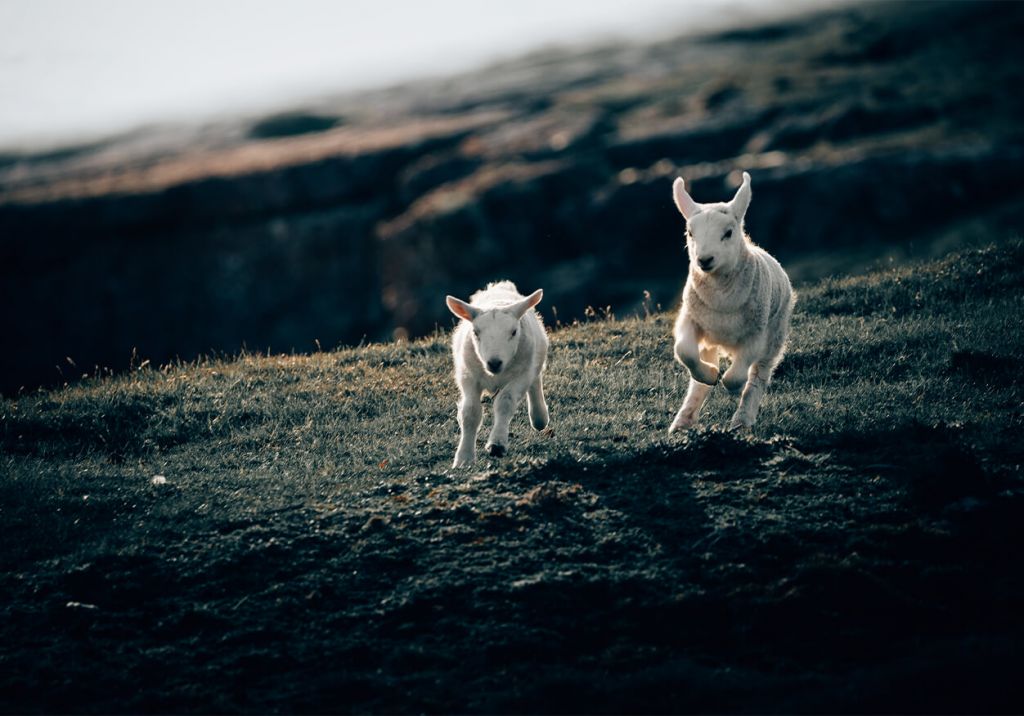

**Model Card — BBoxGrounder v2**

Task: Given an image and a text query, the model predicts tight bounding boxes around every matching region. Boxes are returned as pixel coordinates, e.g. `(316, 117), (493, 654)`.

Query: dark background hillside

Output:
(2, 0), (1023, 395)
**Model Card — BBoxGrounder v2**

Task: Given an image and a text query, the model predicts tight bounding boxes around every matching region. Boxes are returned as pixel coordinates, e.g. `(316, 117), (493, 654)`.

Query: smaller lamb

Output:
(446, 281), (549, 468)
(668, 172), (794, 433)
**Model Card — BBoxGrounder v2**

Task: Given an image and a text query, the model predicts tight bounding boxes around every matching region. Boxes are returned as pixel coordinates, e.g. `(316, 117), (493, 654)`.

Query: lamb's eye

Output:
(722, 229), (733, 241)
(511, 329), (517, 338)
(473, 329), (480, 337)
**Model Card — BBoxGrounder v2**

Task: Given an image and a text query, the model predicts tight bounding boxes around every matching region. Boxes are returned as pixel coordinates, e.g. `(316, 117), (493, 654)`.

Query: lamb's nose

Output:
(487, 359), (503, 373)
(698, 256), (715, 271)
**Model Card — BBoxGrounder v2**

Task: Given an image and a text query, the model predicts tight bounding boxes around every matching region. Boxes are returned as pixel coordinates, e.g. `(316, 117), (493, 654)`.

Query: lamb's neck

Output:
(690, 249), (755, 308)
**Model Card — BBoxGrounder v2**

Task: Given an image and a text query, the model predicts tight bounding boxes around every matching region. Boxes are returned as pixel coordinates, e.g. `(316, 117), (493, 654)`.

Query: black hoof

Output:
(488, 444), (507, 457)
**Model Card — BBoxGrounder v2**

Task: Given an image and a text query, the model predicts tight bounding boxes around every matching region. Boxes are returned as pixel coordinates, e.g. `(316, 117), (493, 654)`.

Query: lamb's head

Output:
(446, 289), (543, 375)
(672, 172), (752, 275)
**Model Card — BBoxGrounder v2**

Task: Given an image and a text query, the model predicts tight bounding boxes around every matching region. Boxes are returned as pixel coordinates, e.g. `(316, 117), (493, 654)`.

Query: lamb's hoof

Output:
(692, 369), (719, 387)
(487, 443), (507, 458)
(669, 409), (698, 434)
(723, 378), (746, 397)
(452, 454), (474, 468)
(728, 418), (753, 433)
(668, 419), (692, 435)
(531, 417), (549, 431)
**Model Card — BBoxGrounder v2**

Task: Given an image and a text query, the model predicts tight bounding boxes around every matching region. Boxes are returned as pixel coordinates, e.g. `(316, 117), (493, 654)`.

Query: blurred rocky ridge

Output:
(2, 0), (1023, 394)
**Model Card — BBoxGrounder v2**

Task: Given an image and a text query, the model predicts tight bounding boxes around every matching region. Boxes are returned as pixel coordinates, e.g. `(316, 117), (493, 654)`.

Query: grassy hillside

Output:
(2, 241), (1024, 713)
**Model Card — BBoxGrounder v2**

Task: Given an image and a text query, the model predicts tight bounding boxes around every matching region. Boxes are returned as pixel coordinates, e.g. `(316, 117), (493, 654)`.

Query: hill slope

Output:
(2, 242), (1024, 713)
(3, 0), (1024, 394)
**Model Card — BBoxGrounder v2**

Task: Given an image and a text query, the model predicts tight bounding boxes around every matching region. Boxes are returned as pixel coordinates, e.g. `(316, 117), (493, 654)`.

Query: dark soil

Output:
(3, 430), (1021, 713)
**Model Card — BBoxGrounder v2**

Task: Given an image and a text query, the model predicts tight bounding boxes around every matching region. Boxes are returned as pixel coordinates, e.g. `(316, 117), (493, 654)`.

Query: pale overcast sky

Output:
(0, 0), (825, 149)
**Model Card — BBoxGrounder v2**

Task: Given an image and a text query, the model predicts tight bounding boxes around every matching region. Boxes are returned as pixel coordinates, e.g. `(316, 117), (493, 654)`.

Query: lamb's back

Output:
(470, 280), (522, 309)
(750, 245), (793, 322)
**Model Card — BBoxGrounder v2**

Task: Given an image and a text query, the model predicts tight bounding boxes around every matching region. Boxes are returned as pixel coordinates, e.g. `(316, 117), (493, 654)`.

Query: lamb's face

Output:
(672, 172), (752, 276)
(446, 289), (543, 375)
(685, 206), (743, 275)
(470, 310), (521, 375)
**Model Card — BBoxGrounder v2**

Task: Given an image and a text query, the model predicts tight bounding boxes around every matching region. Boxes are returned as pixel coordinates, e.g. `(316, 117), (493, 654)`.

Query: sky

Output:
(0, 0), (817, 150)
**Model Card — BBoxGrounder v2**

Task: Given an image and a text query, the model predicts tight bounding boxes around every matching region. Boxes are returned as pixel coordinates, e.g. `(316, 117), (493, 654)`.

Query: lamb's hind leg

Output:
(526, 374), (549, 430)
(731, 308), (790, 430)
(669, 345), (718, 434)
(729, 362), (772, 431)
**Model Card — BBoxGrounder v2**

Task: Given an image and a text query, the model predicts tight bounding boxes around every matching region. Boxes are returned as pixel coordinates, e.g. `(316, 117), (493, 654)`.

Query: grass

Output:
(2, 241), (1023, 713)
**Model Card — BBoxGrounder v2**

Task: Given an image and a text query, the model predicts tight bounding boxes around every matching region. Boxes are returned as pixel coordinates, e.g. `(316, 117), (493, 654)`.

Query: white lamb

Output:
(445, 281), (549, 468)
(667, 171), (795, 433)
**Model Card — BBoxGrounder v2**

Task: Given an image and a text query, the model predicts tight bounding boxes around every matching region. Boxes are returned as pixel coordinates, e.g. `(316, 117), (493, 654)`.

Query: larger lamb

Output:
(668, 172), (795, 433)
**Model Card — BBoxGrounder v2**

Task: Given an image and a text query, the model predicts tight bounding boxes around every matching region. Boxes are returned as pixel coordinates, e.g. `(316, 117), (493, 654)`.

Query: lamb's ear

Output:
(446, 296), (479, 322)
(509, 289), (543, 319)
(731, 171), (752, 219)
(672, 177), (699, 219)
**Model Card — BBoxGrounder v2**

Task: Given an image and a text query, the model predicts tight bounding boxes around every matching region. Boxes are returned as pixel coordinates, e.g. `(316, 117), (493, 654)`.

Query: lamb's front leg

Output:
(669, 379), (713, 434)
(669, 345), (718, 434)
(453, 390), (483, 468)
(674, 316), (719, 386)
(729, 363), (770, 431)
(485, 383), (528, 457)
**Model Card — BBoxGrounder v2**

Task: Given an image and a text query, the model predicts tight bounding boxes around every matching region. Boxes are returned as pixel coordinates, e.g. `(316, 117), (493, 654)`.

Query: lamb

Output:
(445, 281), (549, 468)
(667, 171), (795, 434)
